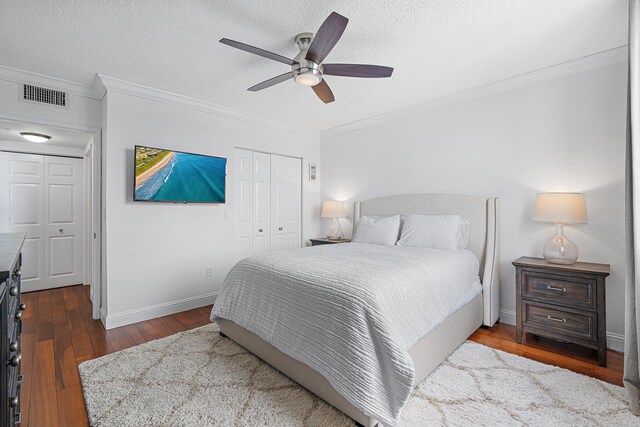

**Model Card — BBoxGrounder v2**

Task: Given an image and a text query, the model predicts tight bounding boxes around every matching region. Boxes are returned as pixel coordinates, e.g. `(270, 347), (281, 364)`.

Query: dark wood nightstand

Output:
(513, 256), (610, 366)
(309, 238), (351, 246)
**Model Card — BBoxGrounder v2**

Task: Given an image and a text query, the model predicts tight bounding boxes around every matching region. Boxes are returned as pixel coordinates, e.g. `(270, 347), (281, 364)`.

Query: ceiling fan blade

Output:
(306, 12), (348, 64)
(220, 38), (295, 66)
(311, 79), (335, 104)
(322, 63), (394, 78)
(248, 72), (293, 92)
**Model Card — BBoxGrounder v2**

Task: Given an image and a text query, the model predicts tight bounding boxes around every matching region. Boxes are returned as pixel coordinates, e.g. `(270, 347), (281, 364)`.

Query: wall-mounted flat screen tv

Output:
(134, 145), (226, 203)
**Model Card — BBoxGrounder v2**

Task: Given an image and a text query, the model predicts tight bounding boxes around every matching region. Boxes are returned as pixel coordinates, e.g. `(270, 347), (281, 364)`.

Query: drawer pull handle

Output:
(546, 285), (566, 292)
(547, 315), (567, 323)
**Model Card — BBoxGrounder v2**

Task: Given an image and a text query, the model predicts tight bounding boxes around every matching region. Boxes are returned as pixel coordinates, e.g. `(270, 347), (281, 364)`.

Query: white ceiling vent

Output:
(22, 84), (67, 107)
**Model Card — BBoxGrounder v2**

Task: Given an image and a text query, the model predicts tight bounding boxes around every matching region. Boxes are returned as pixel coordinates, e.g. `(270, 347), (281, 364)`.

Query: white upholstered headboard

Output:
(354, 193), (500, 326)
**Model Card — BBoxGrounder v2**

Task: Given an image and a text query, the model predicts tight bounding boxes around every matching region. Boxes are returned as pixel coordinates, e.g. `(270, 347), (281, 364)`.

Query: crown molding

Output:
(321, 45), (628, 138)
(95, 74), (319, 136)
(0, 65), (99, 99)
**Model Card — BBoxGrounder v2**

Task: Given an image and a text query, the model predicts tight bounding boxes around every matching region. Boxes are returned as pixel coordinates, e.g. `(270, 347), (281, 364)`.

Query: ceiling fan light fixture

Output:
(20, 132), (51, 143)
(295, 72), (321, 87)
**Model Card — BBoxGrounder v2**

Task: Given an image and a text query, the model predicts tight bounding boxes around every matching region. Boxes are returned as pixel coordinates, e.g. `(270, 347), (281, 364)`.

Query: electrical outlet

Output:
(206, 266), (213, 277)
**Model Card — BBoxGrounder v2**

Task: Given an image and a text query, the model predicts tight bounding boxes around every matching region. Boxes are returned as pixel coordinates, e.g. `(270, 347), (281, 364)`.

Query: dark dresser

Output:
(513, 256), (609, 366)
(0, 233), (26, 426)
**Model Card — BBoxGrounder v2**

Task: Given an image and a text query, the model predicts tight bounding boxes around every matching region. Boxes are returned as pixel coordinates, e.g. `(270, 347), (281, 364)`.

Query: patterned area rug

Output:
(79, 323), (634, 426)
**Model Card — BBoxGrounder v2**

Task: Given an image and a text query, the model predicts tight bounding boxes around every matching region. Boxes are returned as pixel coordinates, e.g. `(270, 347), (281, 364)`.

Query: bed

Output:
(212, 193), (500, 427)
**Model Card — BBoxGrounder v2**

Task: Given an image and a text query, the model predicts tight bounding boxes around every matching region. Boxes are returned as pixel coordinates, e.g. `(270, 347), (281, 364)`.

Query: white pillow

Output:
(353, 215), (401, 245)
(397, 214), (470, 250)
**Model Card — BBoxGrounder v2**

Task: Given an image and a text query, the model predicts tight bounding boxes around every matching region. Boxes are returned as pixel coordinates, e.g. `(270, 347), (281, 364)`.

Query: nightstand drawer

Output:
(523, 272), (595, 309)
(522, 301), (596, 343)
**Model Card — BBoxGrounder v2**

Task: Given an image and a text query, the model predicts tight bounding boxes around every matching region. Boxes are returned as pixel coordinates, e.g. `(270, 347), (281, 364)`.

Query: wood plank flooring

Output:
(22, 285), (624, 427)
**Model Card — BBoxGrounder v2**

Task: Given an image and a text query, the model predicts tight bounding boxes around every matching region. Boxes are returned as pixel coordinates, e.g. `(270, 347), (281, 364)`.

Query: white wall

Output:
(102, 89), (322, 328)
(0, 139), (86, 157)
(321, 62), (627, 349)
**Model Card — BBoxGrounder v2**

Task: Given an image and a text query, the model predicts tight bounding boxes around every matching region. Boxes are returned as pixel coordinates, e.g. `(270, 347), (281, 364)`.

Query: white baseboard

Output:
(606, 332), (625, 353)
(103, 292), (217, 330)
(100, 306), (107, 326)
(499, 309), (516, 326)
(499, 309), (624, 353)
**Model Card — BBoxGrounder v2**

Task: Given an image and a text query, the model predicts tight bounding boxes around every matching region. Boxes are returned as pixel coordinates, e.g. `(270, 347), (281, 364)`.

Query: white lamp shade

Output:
(532, 193), (588, 224)
(321, 200), (346, 218)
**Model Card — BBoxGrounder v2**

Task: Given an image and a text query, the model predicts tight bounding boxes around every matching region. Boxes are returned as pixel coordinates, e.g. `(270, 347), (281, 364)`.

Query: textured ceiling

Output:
(0, 119), (93, 148)
(0, 1), (628, 130)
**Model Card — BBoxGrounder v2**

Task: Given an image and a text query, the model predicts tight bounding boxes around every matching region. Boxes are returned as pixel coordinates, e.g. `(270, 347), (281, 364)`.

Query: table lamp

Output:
(322, 201), (346, 240)
(532, 192), (588, 264)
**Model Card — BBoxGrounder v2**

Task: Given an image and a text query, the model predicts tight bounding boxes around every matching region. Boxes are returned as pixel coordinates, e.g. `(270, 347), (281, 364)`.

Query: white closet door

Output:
(271, 155), (302, 250)
(0, 153), (84, 291)
(284, 156), (302, 249)
(270, 155), (287, 251)
(252, 152), (271, 254)
(44, 156), (84, 289)
(234, 149), (300, 257)
(0, 152), (45, 291)
(234, 148), (254, 258)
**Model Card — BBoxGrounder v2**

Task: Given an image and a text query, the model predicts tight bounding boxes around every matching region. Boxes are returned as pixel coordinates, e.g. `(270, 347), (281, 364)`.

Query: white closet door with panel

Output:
(271, 154), (302, 251)
(44, 156), (84, 289)
(234, 149), (254, 258)
(0, 152), (45, 291)
(0, 152), (84, 292)
(233, 148), (302, 259)
(252, 151), (271, 254)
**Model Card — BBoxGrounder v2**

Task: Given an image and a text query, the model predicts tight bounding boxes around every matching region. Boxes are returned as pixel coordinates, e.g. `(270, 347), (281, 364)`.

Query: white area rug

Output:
(78, 324), (635, 426)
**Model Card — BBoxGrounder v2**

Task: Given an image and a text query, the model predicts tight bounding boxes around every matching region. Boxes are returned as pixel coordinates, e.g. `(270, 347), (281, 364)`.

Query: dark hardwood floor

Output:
(22, 285), (624, 427)
(22, 285), (213, 427)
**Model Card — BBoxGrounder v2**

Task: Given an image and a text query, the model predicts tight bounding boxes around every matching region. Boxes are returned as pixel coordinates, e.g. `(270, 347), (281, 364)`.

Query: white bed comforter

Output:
(211, 242), (481, 426)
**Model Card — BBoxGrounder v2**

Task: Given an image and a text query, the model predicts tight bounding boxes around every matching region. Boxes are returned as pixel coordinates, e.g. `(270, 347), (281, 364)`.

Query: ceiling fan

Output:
(220, 11), (394, 104)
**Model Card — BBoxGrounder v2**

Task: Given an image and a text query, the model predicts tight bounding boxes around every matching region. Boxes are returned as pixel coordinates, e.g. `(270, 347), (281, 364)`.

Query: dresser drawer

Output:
(523, 272), (595, 309)
(522, 301), (597, 343)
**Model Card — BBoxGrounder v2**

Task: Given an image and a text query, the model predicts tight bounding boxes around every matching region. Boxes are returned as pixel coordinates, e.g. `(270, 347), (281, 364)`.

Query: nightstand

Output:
(309, 238), (351, 246)
(513, 256), (610, 366)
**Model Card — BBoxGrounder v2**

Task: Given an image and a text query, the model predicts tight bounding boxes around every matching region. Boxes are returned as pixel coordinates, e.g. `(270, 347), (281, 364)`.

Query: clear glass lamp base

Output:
(543, 223), (579, 265)
(327, 217), (344, 240)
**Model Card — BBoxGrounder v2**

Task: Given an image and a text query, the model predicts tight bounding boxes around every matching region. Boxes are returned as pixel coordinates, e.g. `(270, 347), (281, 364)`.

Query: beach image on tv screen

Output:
(134, 146), (226, 203)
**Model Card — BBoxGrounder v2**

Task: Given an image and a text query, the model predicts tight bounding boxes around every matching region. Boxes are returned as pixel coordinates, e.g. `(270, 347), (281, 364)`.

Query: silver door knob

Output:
(14, 311), (22, 320)
(10, 397), (18, 407)
(258, 228), (263, 232)
(9, 342), (18, 352)
(9, 286), (18, 297)
(278, 227), (283, 231)
(14, 270), (21, 277)
(9, 354), (21, 367)
(18, 303), (26, 311)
